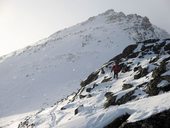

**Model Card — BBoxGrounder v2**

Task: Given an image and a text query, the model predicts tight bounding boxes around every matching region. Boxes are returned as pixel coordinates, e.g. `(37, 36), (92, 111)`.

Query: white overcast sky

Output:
(0, 0), (170, 56)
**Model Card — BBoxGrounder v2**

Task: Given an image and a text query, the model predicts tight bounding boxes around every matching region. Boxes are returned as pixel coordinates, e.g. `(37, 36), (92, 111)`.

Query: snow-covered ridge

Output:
(2, 38), (170, 128)
(0, 9), (170, 118)
(1, 9), (168, 62)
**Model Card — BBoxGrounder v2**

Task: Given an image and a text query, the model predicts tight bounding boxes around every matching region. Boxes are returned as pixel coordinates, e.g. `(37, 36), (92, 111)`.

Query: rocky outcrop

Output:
(80, 70), (100, 87)
(122, 84), (133, 90)
(120, 109), (170, 128)
(104, 89), (136, 108)
(134, 66), (148, 79)
(101, 76), (112, 83)
(104, 114), (130, 128)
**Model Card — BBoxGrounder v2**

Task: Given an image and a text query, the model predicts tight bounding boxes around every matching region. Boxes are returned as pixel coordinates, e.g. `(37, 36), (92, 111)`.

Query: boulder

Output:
(127, 52), (139, 59)
(80, 70), (100, 87)
(152, 61), (166, 79)
(79, 95), (86, 99)
(74, 105), (83, 115)
(101, 76), (112, 83)
(104, 89), (136, 108)
(162, 75), (170, 82)
(86, 88), (92, 93)
(122, 84), (133, 90)
(60, 107), (66, 110)
(152, 45), (161, 54)
(122, 44), (138, 58)
(104, 113), (130, 128)
(134, 66), (148, 79)
(146, 78), (160, 96)
(120, 109), (170, 128)
(164, 43), (170, 51)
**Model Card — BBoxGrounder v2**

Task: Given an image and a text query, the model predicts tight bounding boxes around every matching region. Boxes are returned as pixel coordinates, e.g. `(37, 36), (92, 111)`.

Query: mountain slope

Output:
(0, 9), (169, 118)
(1, 38), (170, 128)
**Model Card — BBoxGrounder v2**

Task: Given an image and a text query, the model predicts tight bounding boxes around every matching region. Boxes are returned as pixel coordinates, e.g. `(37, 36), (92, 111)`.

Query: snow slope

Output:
(0, 9), (169, 118)
(1, 39), (170, 128)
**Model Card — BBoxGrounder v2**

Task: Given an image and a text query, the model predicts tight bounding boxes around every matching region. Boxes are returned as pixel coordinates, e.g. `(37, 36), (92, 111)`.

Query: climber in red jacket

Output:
(111, 61), (121, 79)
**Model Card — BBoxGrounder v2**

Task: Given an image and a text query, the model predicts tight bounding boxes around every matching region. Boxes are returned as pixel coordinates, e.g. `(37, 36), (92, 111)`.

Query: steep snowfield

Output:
(1, 39), (170, 128)
(0, 9), (169, 118)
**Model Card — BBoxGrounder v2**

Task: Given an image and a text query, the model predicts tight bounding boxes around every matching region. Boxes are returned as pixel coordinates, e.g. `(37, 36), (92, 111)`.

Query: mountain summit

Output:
(0, 9), (169, 118)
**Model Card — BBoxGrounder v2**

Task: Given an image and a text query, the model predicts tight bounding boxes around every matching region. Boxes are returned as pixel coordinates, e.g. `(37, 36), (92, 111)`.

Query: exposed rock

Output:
(115, 90), (136, 105)
(153, 45), (162, 54)
(162, 75), (170, 82)
(74, 105), (83, 115)
(104, 92), (114, 99)
(104, 89), (136, 108)
(121, 63), (131, 73)
(122, 45), (138, 58)
(146, 78), (161, 96)
(104, 92), (115, 108)
(61, 107), (66, 110)
(141, 44), (153, 51)
(93, 83), (98, 88)
(86, 88), (92, 93)
(109, 44), (137, 62)
(79, 95), (86, 99)
(74, 108), (79, 115)
(134, 66), (148, 79)
(120, 109), (170, 128)
(101, 68), (105, 74)
(149, 56), (159, 63)
(101, 76), (112, 83)
(122, 84), (133, 90)
(152, 61), (166, 79)
(87, 94), (92, 98)
(109, 53), (123, 62)
(141, 16), (152, 29)
(80, 70), (100, 87)
(104, 113), (130, 128)
(133, 66), (140, 72)
(164, 43), (170, 51)
(159, 84), (170, 92)
(127, 52), (139, 59)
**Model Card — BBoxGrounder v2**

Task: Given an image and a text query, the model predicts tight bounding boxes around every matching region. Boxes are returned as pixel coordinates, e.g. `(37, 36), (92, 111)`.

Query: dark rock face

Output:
(164, 43), (170, 51)
(120, 109), (170, 128)
(86, 88), (92, 92)
(122, 84), (133, 90)
(122, 45), (138, 58)
(109, 44), (137, 62)
(104, 89), (136, 108)
(79, 95), (87, 99)
(80, 70), (100, 87)
(149, 56), (159, 63)
(74, 105), (83, 115)
(127, 52), (139, 59)
(162, 75), (170, 82)
(146, 78), (160, 96)
(147, 60), (168, 96)
(134, 66), (148, 79)
(121, 63), (131, 73)
(104, 114), (130, 128)
(141, 45), (153, 51)
(141, 17), (152, 29)
(61, 107), (67, 110)
(101, 76), (112, 83)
